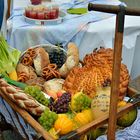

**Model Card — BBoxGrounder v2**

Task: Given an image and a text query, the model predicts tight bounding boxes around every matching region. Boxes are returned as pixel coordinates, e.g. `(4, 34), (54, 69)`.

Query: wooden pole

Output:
(107, 6), (125, 140)
(88, 3), (140, 139)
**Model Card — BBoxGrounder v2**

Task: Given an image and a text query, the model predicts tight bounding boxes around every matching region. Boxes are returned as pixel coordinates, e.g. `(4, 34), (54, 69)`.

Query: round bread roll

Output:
(17, 63), (37, 82)
(44, 78), (65, 93)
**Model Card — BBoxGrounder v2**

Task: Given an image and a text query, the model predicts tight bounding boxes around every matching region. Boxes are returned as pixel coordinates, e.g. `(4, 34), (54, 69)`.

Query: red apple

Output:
(50, 9), (57, 19)
(52, 7), (59, 18)
(56, 90), (66, 98)
(37, 11), (45, 19)
(25, 8), (31, 17)
(29, 11), (37, 19)
(45, 10), (51, 19)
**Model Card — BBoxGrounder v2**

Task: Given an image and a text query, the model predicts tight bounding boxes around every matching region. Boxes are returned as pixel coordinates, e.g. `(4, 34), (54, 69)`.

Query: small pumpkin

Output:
(82, 109), (94, 122)
(117, 101), (137, 127)
(54, 115), (73, 135)
(49, 128), (59, 139)
(117, 100), (127, 107)
(74, 109), (94, 127)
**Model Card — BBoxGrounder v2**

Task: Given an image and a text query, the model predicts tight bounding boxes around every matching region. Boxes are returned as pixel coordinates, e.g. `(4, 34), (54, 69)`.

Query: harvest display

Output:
(0, 36), (137, 139)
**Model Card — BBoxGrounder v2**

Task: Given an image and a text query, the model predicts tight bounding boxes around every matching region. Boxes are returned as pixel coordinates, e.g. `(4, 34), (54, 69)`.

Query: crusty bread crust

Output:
(59, 42), (79, 78)
(34, 47), (50, 76)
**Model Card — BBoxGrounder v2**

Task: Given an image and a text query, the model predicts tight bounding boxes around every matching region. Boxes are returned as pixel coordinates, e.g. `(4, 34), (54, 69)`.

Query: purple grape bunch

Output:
(49, 92), (71, 113)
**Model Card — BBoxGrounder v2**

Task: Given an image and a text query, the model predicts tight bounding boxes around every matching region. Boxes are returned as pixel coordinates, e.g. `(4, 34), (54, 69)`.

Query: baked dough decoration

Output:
(63, 47), (129, 100)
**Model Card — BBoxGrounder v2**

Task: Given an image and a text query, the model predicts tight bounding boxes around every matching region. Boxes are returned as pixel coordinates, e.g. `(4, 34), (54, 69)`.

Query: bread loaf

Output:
(59, 42), (79, 78)
(17, 63), (37, 82)
(34, 47), (50, 76)
(0, 79), (46, 116)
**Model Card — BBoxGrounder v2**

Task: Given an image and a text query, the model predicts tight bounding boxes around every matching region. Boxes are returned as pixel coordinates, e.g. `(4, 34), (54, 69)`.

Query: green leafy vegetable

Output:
(0, 36), (21, 75)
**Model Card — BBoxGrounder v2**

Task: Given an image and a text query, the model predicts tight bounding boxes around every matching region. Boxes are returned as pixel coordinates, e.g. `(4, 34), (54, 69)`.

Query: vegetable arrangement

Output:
(0, 36), (20, 77)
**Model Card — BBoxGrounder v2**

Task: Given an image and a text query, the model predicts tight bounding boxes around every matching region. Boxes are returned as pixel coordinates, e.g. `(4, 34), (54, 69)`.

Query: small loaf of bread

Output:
(59, 42), (79, 78)
(16, 63), (37, 82)
(0, 79), (46, 116)
(34, 47), (50, 76)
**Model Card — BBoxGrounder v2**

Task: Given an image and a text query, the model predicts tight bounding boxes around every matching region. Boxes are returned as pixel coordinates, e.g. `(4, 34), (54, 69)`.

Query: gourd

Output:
(117, 108), (137, 127)
(117, 101), (137, 127)
(49, 128), (59, 140)
(82, 109), (93, 122)
(74, 109), (94, 127)
(54, 115), (73, 135)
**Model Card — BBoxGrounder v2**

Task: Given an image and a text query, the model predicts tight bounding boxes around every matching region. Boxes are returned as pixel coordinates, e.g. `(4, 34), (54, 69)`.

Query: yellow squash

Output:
(74, 109), (94, 127)
(54, 115), (73, 135)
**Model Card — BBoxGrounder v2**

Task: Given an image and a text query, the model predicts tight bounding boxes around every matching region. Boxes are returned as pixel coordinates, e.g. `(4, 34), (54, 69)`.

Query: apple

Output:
(45, 10), (51, 19)
(52, 7), (59, 18)
(29, 11), (37, 19)
(56, 90), (66, 98)
(50, 9), (57, 19)
(25, 8), (32, 17)
(37, 11), (45, 19)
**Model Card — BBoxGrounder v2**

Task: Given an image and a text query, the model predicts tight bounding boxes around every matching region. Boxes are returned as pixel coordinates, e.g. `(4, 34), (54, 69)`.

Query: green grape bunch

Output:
(71, 92), (92, 112)
(24, 86), (50, 107)
(38, 108), (58, 131)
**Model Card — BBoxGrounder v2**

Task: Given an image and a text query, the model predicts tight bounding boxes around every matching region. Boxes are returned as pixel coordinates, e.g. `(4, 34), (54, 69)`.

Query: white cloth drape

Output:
(1, 0), (7, 38)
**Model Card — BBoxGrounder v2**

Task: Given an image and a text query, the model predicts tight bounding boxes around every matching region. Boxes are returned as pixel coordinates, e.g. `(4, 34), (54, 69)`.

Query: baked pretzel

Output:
(17, 72), (29, 83)
(21, 54), (33, 66)
(42, 64), (61, 80)
(26, 48), (36, 58)
(21, 48), (36, 66)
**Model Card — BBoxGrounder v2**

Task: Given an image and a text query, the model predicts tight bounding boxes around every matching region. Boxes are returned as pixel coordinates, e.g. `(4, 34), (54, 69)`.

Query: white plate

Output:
(23, 11), (66, 25)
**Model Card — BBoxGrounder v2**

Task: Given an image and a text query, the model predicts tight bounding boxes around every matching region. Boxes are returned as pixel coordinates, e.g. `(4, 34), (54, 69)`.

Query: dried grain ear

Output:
(33, 47), (50, 76)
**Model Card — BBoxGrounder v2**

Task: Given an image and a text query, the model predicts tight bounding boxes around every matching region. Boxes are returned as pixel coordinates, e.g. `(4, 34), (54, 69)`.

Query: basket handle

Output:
(88, 3), (140, 16)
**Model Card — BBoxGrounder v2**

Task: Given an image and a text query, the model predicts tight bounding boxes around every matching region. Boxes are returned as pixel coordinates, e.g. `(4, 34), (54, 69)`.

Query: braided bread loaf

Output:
(63, 47), (129, 100)
(83, 47), (130, 100)
(0, 79), (46, 116)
